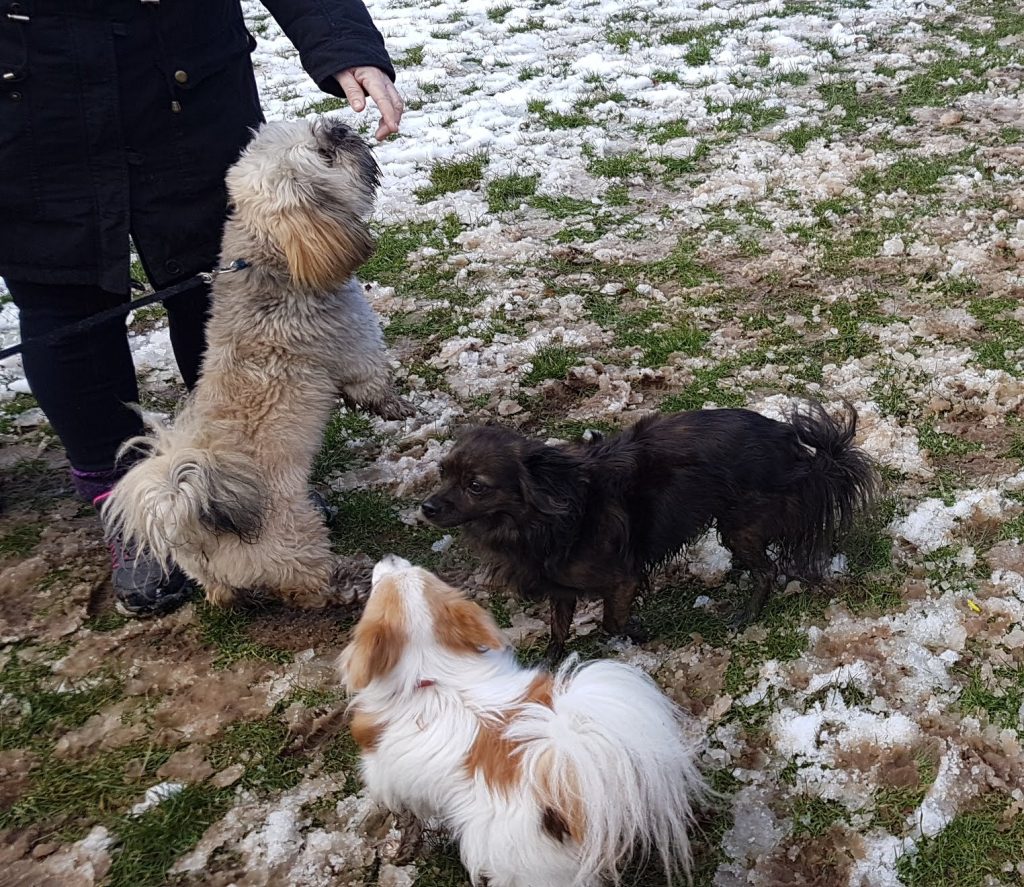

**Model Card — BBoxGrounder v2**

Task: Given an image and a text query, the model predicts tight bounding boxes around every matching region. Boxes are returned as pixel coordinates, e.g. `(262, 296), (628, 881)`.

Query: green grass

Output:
(485, 173), (540, 212)
(790, 795), (851, 838)
(968, 297), (1024, 373)
(0, 650), (124, 752)
(487, 4), (513, 22)
(871, 749), (937, 834)
(660, 364), (747, 412)
(415, 153), (489, 202)
(712, 99), (786, 133)
(781, 122), (829, 153)
(207, 717), (305, 793)
(650, 118), (690, 145)
(529, 194), (595, 217)
(0, 522), (43, 559)
(322, 730), (364, 795)
(312, 410), (375, 484)
(300, 96), (346, 116)
(195, 603), (294, 669)
(955, 663), (1024, 730)
(897, 794), (1024, 886)
(856, 152), (970, 198)
(0, 740), (173, 838)
(400, 45), (425, 66)
(586, 150), (651, 179)
(106, 785), (233, 887)
(522, 345), (581, 385)
(361, 216), (463, 291)
(329, 489), (444, 566)
(916, 424), (981, 459)
(528, 99), (592, 129)
(585, 292), (708, 367)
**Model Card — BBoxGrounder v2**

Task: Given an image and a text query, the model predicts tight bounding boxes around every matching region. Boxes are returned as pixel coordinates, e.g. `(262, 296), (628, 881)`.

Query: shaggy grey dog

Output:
(104, 119), (409, 608)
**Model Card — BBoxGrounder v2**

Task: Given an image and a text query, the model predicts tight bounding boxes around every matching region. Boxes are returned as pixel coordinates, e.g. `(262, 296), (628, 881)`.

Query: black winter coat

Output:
(0, 0), (394, 294)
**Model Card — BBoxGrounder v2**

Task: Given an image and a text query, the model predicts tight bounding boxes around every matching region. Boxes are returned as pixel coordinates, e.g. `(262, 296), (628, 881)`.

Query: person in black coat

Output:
(0, 0), (402, 616)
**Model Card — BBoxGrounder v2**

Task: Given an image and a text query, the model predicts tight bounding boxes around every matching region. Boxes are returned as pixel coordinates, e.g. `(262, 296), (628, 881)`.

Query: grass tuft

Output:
(415, 154), (489, 203)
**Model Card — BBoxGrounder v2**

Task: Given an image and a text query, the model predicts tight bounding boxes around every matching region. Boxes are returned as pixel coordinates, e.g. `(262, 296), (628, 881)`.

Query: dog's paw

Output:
(329, 554), (375, 606)
(374, 395), (415, 422)
(618, 617), (651, 644)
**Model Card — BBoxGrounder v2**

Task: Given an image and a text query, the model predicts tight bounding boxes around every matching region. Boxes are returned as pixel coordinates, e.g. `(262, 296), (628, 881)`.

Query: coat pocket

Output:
(159, 24), (254, 94)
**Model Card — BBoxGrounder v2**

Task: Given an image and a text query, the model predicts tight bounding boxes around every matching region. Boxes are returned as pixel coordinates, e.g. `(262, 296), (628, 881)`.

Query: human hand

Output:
(335, 66), (403, 140)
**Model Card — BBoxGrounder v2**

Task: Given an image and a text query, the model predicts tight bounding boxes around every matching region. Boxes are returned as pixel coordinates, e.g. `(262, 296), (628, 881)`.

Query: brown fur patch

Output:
(463, 672), (555, 797)
(343, 575), (407, 691)
(535, 749), (586, 843)
(465, 720), (521, 794)
(349, 709), (384, 751)
(275, 207), (373, 289)
(525, 673), (554, 708)
(421, 572), (507, 655)
(541, 806), (572, 843)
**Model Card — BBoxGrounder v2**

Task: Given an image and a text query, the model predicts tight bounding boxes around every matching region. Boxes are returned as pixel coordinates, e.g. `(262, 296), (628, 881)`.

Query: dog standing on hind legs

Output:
(103, 119), (410, 609)
(422, 401), (880, 663)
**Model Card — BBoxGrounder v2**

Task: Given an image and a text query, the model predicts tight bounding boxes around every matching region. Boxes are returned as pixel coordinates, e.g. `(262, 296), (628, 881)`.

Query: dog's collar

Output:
(199, 259), (250, 283)
(415, 679), (436, 690)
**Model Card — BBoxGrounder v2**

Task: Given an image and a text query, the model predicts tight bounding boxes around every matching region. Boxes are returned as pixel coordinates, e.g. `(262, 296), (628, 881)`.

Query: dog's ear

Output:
(341, 618), (405, 691)
(520, 446), (585, 516)
(423, 572), (506, 654)
(274, 206), (375, 289)
(341, 576), (407, 691)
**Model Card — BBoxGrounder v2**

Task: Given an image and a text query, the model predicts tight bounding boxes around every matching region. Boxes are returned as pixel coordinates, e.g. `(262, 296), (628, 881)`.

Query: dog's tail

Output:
(783, 400), (880, 576)
(101, 426), (267, 566)
(508, 657), (706, 886)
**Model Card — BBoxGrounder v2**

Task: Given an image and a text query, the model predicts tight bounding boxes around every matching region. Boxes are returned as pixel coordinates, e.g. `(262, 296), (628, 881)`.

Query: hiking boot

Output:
(96, 494), (193, 618)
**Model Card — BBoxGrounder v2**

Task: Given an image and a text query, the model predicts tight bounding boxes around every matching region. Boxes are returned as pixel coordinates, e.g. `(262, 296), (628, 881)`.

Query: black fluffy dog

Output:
(422, 402), (879, 662)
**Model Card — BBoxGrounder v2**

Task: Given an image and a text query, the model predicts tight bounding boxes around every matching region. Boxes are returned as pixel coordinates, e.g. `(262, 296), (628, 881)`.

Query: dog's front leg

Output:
(393, 809), (425, 864)
(601, 582), (649, 643)
(545, 595), (576, 666)
(732, 568), (775, 629)
(339, 379), (414, 422)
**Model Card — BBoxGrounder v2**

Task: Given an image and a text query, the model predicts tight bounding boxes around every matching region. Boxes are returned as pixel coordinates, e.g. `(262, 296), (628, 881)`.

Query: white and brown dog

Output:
(104, 119), (409, 608)
(339, 555), (706, 887)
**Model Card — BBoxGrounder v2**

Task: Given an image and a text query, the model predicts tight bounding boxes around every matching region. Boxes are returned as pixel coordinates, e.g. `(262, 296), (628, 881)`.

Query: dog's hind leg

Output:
(256, 501), (335, 608)
(545, 595), (577, 666)
(721, 525), (777, 628)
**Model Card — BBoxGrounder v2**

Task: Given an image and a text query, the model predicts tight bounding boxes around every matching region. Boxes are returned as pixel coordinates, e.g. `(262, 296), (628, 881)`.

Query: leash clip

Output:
(199, 259), (250, 284)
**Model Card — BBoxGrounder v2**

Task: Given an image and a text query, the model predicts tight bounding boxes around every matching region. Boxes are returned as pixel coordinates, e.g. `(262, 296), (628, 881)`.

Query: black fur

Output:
(422, 402), (880, 661)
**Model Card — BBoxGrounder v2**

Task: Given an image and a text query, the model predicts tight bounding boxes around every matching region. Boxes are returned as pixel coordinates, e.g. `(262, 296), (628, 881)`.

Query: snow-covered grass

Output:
(1, 0), (1024, 884)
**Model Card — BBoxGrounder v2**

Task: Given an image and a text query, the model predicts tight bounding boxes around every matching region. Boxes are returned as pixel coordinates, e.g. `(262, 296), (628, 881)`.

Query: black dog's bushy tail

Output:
(783, 401), (880, 577)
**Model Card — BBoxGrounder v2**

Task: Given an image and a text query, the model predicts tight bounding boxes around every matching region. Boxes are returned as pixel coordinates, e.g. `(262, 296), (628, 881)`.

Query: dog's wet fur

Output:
(423, 403), (879, 661)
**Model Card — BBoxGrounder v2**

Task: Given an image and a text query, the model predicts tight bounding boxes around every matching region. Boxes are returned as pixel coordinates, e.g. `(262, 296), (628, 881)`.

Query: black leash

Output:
(0, 260), (249, 362)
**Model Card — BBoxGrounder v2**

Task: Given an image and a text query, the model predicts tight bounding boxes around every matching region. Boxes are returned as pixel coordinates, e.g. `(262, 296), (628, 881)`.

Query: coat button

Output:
(174, 70), (188, 84)
(165, 260), (182, 276)
(9, 91), (21, 101)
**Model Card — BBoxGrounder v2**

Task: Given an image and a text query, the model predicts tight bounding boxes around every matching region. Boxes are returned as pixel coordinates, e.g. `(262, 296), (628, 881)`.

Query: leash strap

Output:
(0, 260), (249, 362)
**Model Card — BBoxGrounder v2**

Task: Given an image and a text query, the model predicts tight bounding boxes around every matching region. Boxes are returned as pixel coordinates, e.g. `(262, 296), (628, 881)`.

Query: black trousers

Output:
(7, 278), (210, 472)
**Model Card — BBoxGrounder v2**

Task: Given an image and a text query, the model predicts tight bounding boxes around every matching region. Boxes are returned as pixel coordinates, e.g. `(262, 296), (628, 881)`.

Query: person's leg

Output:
(6, 279), (191, 616)
(8, 280), (143, 488)
(162, 277), (211, 391)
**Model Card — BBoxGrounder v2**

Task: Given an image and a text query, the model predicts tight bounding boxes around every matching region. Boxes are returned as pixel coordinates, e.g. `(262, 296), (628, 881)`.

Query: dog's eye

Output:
(467, 480), (487, 496)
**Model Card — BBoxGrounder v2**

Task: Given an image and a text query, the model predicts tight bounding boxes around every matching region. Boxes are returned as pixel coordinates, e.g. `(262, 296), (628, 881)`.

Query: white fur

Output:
(340, 556), (706, 887)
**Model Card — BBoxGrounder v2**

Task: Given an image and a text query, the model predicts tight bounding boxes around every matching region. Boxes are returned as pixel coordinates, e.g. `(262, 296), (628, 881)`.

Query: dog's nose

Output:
(421, 499), (440, 520)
